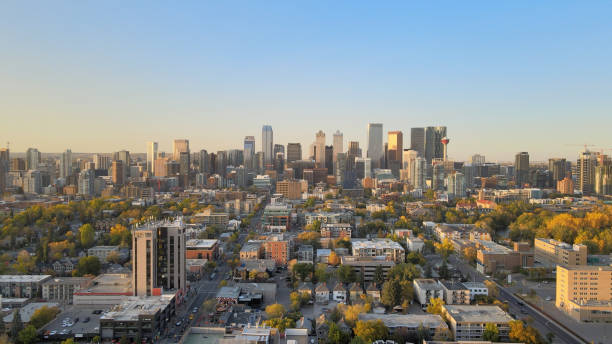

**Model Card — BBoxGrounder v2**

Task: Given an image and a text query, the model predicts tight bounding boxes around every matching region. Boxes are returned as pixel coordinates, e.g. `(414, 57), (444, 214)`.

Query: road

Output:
(448, 254), (585, 344)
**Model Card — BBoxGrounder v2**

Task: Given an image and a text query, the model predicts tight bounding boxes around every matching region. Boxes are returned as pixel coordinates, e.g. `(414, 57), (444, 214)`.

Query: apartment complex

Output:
(276, 179), (302, 200)
(534, 238), (587, 267)
(556, 265), (612, 322)
(41, 277), (93, 304)
(132, 219), (186, 297)
(351, 238), (405, 263)
(442, 305), (513, 341)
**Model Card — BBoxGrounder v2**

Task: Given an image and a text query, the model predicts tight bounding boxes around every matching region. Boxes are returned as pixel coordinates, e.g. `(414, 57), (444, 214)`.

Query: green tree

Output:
(327, 321), (350, 344)
(10, 309), (23, 341)
(75, 256), (101, 276)
(292, 263), (313, 281)
(265, 303), (286, 319)
(381, 279), (402, 308)
(373, 265), (385, 285)
(314, 263), (329, 283)
(61, 338), (75, 344)
(79, 223), (95, 248)
(92, 335), (101, 343)
(483, 323), (500, 342)
(337, 265), (356, 283)
(29, 305), (60, 329)
(17, 325), (38, 344)
(14, 250), (35, 274)
(264, 317), (295, 333)
(354, 319), (388, 343)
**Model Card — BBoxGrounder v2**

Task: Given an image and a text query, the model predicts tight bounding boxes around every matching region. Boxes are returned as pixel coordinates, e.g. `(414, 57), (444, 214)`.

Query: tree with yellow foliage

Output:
(328, 251), (340, 266)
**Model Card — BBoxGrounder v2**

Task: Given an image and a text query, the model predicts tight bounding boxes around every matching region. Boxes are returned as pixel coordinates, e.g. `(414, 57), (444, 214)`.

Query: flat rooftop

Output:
(440, 281), (468, 290)
(359, 313), (448, 329)
(0, 275), (51, 283)
(3, 302), (59, 322)
(352, 238), (404, 250)
(100, 295), (174, 322)
(443, 305), (513, 323)
(559, 265), (612, 271)
(414, 279), (444, 290)
(476, 240), (513, 254)
(42, 277), (93, 286)
(186, 239), (218, 249)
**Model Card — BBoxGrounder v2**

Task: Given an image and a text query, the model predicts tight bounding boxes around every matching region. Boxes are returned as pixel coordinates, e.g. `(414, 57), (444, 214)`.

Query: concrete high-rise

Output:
(314, 130), (326, 168)
(113, 150), (130, 180)
(447, 172), (466, 199)
(93, 154), (111, 170)
(26, 148), (40, 170)
(147, 142), (158, 175)
(471, 154), (486, 165)
(0, 148), (8, 193)
(244, 136), (255, 170)
(262, 125), (274, 165)
(595, 163), (612, 196)
(173, 139), (189, 161)
(514, 152), (530, 187)
(333, 130), (343, 163)
(367, 123), (383, 169)
(78, 169), (95, 196)
(60, 149), (72, 179)
(286, 143), (302, 163)
(577, 150), (596, 194)
(199, 149), (210, 174)
(111, 160), (124, 185)
(132, 218), (186, 296)
(411, 157), (426, 189)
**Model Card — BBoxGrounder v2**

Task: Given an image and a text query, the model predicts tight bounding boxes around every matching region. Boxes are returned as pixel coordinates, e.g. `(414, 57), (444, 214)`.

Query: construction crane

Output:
(565, 144), (595, 152)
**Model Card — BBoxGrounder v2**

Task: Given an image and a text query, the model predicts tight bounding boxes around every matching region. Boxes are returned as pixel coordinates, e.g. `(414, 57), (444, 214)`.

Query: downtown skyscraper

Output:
(147, 141), (158, 175)
(262, 125), (273, 165)
(367, 123), (383, 169)
(244, 136), (255, 170)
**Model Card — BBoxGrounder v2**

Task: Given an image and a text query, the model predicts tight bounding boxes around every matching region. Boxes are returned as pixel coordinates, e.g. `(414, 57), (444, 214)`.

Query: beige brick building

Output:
(535, 238), (587, 267)
(556, 265), (612, 322)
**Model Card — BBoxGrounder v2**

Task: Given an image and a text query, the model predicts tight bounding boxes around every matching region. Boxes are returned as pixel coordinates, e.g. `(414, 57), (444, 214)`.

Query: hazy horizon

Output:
(2, 2), (611, 161)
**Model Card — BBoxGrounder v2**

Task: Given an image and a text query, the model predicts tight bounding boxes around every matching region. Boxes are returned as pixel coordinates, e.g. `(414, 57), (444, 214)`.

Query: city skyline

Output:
(1, 2), (611, 160)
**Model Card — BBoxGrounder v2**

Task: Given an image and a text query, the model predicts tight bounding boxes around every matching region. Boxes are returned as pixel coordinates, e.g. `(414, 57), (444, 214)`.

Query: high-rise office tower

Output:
(514, 152), (530, 187)
(548, 158), (567, 187)
(113, 150), (130, 179)
(447, 172), (466, 199)
(577, 150), (597, 195)
(227, 149), (243, 167)
(424, 126), (447, 163)
(333, 130), (343, 163)
(347, 141), (362, 172)
(199, 149), (210, 174)
(173, 139), (189, 161)
(410, 128), (425, 157)
(313, 130), (326, 168)
(244, 136), (255, 170)
(132, 219), (186, 297)
(274, 144), (285, 156)
(286, 143), (302, 163)
(411, 157), (426, 189)
(215, 151), (227, 176)
(26, 148), (40, 170)
(262, 125), (274, 165)
(335, 152), (347, 186)
(470, 154), (486, 165)
(255, 151), (265, 173)
(387, 131), (403, 166)
(0, 148), (8, 193)
(595, 163), (612, 196)
(355, 157), (371, 179)
(147, 142), (158, 175)
(93, 154), (111, 170)
(367, 123), (383, 169)
(325, 145), (334, 175)
(78, 169), (95, 196)
(432, 163), (445, 191)
(23, 170), (41, 194)
(60, 149), (72, 179)
(111, 160), (124, 186)
(274, 152), (285, 174)
(402, 149), (419, 170)
(179, 151), (190, 187)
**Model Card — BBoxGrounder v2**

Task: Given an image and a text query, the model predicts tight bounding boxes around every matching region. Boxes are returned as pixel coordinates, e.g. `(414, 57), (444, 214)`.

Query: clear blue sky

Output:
(1, 1), (611, 161)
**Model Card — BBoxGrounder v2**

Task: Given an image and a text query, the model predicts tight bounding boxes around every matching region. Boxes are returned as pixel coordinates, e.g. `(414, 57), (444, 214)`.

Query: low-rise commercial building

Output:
(41, 277), (93, 304)
(186, 239), (219, 260)
(240, 241), (264, 260)
(442, 305), (513, 341)
(73, 273), (132, 306)
(0, 275), (51, 298)
(534, 238), (587, 267)
(358, 313), (451, 341)
(100, 294), (176, 342)
(476, 240), (530, 275)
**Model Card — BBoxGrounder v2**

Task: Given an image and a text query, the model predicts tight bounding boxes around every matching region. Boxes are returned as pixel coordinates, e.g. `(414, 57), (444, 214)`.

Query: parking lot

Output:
(42, 306), (106, 341)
